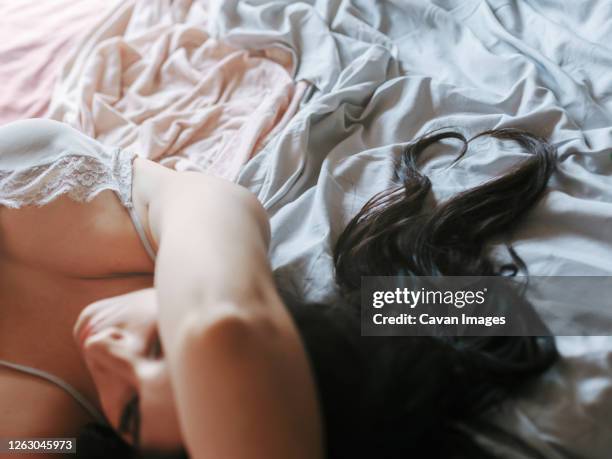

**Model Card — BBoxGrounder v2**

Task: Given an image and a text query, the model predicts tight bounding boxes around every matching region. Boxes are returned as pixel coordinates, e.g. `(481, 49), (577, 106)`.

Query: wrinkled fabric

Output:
(211, 0), (612, 457)
(476, 336), (612, 459)
(47, 0), (307, 181)
(0, 0), (117, 124)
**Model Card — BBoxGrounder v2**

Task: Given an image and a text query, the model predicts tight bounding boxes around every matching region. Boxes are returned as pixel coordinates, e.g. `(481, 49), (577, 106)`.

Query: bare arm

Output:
(132, 158), (323, 459)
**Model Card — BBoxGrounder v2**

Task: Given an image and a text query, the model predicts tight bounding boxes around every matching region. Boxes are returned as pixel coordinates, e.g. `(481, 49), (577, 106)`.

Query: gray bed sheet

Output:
(209, 1), (612, 457)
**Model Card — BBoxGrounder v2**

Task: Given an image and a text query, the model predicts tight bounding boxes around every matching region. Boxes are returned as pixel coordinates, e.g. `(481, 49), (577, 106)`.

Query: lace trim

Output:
(0, 149), (135, 210)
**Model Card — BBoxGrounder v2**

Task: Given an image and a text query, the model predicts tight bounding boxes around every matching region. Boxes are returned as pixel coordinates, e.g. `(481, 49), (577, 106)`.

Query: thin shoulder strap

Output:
(126, 205), (157, 261)
(0, 359), (108, 425)
(122, 149), (157, 262)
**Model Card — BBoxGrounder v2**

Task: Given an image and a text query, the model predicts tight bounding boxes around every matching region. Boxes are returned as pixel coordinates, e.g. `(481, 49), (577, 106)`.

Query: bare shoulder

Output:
(131, 157), (265, 208)
(131, 158), (270, 247)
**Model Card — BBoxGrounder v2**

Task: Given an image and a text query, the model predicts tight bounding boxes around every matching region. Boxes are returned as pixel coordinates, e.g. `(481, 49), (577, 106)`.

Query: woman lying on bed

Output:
(0, 119), (557, 459)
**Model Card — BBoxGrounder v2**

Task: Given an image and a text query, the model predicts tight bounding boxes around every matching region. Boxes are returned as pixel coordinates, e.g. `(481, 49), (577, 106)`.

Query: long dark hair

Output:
(300, 127), (558, 458)
(78, 128), (559, 459)
(335, 127), (557, 286)
(287, 299), (557, 459)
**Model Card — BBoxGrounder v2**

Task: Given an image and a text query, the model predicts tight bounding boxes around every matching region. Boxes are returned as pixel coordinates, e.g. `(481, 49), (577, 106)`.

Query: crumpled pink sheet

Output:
(47, 0), (307, 181)
(0, 0), (116, 124)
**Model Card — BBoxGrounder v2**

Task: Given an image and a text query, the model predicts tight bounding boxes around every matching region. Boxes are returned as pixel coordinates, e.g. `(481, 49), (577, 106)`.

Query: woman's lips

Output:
(74, 302), (105, 349)
(75, 314), (97, 349)
(77, 322), (91, 348)
(78, 322), (94, 347)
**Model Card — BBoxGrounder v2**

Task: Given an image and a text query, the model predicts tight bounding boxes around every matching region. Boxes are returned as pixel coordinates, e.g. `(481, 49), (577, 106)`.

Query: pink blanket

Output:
(47, 0), (307, 181)
(0, 0), (115, 124)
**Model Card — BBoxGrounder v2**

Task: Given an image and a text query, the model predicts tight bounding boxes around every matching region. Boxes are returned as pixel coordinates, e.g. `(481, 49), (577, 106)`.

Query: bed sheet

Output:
(0, 0), (118, 124)
(210, 0), (612, 457)
(46, 0), (308, 181)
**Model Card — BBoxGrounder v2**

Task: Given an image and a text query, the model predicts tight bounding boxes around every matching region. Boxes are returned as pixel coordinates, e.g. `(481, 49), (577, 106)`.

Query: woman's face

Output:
(73, 289), (183, 451)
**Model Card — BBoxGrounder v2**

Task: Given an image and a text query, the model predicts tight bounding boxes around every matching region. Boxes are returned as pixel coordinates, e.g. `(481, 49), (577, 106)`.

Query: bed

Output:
(3, 0), (612, 457)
